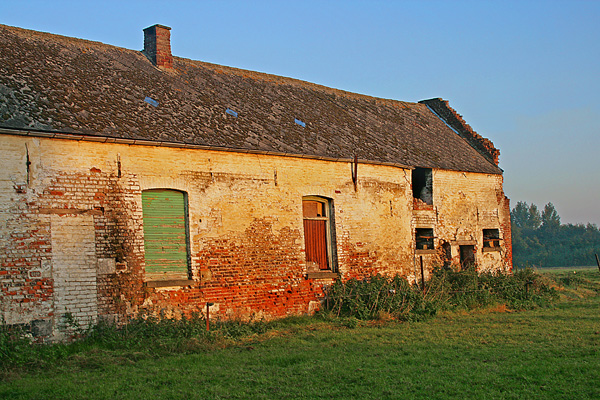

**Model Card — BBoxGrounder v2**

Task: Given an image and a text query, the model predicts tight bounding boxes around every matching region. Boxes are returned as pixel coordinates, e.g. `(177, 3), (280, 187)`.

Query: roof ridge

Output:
(0, 23), (124, 51)
(175, 56), (415, 109)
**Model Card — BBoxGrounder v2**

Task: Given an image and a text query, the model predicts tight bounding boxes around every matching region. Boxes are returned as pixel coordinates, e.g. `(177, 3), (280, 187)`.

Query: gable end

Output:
(419, 98), (500, 166)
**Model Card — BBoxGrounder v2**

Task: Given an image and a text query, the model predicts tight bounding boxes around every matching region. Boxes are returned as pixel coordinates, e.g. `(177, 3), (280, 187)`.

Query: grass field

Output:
(1, 270), (599, 399)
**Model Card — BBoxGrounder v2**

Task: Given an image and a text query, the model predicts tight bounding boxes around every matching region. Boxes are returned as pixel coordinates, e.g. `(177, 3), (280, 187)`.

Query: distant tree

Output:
(511, 201), (529, 228)
(510, 201), (600, 268)
(541, 202), (560, 231)
(510, 201), (541, 230)
(527, 203), (542, 230)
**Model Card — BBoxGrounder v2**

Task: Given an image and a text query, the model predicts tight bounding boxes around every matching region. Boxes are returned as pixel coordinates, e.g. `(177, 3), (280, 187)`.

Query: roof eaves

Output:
(0, 127), (414, 171)
(114, 138), (136, 145)
(132, 139), (158, 146)
(81, 135), (109, 142)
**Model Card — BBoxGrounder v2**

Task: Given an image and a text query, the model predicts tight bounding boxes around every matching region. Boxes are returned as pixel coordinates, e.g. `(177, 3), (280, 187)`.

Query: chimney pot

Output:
(143, 24), (173, 69)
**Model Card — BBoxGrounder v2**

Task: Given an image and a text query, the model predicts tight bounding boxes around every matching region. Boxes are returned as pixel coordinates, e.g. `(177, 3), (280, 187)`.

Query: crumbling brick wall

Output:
(420, 98), (501, 166)
(412, 170), (513, 276)
(0, 134), (511, 339)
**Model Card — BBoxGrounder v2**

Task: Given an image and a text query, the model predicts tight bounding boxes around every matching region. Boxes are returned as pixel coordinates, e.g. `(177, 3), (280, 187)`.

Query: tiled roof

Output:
(0, 24), (502, 174)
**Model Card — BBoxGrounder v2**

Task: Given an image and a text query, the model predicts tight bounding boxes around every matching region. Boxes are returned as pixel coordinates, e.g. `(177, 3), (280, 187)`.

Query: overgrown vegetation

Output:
(0, 314), (275, 374)
(1, 269), (599, 399)
(0, 268), (559, 376)
(322, 267), (557, 320)
(511, 201), (600, 267)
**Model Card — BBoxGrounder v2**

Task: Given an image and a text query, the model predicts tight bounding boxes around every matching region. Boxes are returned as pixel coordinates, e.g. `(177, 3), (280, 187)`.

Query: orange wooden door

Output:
(303, 219), (329, 270)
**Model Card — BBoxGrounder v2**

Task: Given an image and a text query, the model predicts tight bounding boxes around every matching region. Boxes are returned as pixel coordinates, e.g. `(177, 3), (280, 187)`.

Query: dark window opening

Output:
(412, 168), (433, 206)
(441, 240), (452, 269)
(460, 245), (476, 270)
(483, 229), (501, 248)
(303, 197), (336, 272)
(415, 228), (434, 250)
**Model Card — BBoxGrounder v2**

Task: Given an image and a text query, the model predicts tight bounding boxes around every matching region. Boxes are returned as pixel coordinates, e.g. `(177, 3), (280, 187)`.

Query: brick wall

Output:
(0, 134), (511, 339)
(418, 169), (513, 273)
(50, 214), (97, 339)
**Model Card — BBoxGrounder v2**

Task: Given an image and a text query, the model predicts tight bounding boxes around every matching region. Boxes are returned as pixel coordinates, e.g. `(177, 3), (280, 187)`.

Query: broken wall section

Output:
(420, 98), (501, 166)
(411, 169), (512, 282)
(0, 137), (54, 337)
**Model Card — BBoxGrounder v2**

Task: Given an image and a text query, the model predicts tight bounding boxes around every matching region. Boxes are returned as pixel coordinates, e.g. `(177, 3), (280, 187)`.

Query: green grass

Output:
(532, 265), (599, 273)
(1, 270), (600, 399)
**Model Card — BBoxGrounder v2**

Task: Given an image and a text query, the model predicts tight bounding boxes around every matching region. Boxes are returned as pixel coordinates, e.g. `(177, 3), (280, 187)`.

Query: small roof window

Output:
(294, 118), (306, 128)
(226, 108), (238, 117)
(144, 96), (159, 107)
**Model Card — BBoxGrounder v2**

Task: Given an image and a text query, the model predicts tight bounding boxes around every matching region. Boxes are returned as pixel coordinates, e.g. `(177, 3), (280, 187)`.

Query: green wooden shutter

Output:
(142, 189), (189, 281)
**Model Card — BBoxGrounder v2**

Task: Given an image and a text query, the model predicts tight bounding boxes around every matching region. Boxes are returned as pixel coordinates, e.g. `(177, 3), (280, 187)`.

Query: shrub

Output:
(322, 268), (558, 320)
(429, 266), (558, 310)
(323, 274), (437, 321)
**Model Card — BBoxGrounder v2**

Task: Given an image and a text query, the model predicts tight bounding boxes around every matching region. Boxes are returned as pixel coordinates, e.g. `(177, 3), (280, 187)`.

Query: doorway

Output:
(459, 245), (476, 270)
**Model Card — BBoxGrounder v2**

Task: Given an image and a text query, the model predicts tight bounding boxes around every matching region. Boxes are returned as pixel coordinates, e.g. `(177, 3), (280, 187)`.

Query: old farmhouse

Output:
(0, 24), (512, 340)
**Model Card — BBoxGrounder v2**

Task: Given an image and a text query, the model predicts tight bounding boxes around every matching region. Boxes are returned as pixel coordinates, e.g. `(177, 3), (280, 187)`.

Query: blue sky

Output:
(2, 0), (599, 225)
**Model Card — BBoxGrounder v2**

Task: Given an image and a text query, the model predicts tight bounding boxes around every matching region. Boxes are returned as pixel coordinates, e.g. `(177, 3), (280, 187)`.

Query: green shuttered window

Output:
(142, 189), (190, 281)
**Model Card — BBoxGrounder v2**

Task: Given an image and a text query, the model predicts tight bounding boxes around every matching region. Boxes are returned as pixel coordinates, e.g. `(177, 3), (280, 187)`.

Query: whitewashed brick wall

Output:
(51, 215), (97, 339)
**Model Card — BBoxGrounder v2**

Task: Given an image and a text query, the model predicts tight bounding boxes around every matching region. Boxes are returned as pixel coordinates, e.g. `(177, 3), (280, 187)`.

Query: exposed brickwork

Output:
(500, 195), (513, 272)
(95, 173), (146, 322)
(339, 235), (380, 280)
(0, 135), (511, 340)
(201, 221), (301, 283)
(0, 150), (149, 340)
(0, 185), (54, 331)
(142, 218), (323, 320)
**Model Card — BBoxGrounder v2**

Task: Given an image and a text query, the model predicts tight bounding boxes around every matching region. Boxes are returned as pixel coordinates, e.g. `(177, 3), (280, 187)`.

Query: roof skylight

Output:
(144, 96), (159, 107)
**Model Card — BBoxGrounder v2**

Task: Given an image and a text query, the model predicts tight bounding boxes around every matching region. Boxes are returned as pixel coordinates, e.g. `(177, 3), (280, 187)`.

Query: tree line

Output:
(511, 201), (600, 268)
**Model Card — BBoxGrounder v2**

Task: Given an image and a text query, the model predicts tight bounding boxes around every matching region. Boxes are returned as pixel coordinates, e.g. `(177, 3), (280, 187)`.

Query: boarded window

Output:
(415, 228), (434, 250)
(483, 229), (501, 249)
(303, 197), (335, 271)
(142, 189), (190, 281)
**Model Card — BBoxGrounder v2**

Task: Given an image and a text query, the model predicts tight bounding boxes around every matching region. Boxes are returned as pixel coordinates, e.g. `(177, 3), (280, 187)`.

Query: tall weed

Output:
(323, 268), (558, 320)
(0, 313), (271, 374)
(324, 274), (436, 321)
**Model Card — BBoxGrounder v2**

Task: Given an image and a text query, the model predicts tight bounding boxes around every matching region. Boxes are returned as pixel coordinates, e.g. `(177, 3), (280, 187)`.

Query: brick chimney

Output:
(143, 24), (173, 69)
